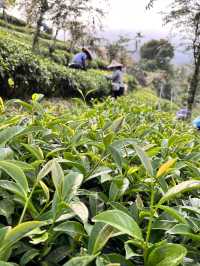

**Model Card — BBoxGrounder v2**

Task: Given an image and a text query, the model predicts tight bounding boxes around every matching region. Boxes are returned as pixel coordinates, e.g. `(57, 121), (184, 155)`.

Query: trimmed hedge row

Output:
(0, 38), (113, 99)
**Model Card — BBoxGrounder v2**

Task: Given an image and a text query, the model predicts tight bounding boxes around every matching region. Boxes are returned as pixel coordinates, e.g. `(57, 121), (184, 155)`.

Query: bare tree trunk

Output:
(49, 28), (59, 55)
(32, 12), (44, 51)
(32, 0), (48, 51)
(2, 8), (7, 24)
(187, 53), (200, 118)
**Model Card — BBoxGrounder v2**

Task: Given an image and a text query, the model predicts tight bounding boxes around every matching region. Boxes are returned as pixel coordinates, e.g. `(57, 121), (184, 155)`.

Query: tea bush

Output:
(0, 38), (112, 99)
(0, 90), (199, 265)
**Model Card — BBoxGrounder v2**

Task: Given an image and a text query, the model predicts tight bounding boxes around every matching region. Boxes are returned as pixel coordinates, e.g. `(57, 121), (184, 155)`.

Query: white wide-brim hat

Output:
(107, 60), (123, 69)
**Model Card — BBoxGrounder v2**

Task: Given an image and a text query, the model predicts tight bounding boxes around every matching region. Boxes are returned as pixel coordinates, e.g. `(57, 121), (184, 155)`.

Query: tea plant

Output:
(0, 90), (199, 265)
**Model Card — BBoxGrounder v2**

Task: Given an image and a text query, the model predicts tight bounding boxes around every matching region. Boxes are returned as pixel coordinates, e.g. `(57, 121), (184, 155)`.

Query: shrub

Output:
(0, 38), (112, 99)
(0, 13), (27, 27)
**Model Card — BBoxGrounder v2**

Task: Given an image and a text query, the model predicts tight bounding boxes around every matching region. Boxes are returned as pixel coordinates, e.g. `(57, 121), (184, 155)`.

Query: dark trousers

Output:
(69, 63), (83, 70)
(112, 87), (124, 99)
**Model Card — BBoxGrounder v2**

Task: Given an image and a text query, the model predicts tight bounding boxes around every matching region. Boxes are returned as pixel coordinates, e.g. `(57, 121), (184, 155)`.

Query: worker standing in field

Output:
(69, 48), (93, 70)
(106, 61), (125, 99)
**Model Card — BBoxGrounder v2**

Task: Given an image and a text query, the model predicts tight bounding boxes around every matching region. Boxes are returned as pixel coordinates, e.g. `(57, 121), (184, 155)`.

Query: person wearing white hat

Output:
(69, 48), (93, 70)
(106, 61), (125, 98)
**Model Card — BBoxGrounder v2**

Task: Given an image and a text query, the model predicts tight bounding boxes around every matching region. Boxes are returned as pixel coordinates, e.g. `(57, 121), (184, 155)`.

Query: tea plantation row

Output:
(0, 91), (199, 265)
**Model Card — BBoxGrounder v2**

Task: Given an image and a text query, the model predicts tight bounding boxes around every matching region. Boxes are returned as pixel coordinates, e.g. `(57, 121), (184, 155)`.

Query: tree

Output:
(0, 0), (16, 21)
(32, 0), (49, 51)
(140, 39), (174, 71)
(19, 0), (108, 52)
(106, 35), (133, 66)
(147, 0), (200, 117)
(50, 0), (107, 51)
(19, 0), (51, 51)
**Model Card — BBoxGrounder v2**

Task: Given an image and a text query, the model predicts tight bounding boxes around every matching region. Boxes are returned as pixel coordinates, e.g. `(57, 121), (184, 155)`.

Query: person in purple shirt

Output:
(69, 48), (92, 70)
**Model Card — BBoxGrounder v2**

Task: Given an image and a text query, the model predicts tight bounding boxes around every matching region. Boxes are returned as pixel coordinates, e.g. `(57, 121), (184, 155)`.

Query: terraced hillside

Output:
(0, 16), (137, 99)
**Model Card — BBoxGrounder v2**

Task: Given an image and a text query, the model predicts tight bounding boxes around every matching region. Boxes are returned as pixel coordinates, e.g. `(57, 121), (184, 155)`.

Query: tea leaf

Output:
(157, 159), (176, 178)
(54, 221), (86, 236)
(0, 161), (29, 196)
(62, 255), (96, 266)
(0, 221), (45, 260)
(147, 243), (187, 266)
(133, 144), (153, 177)
(88, 223), (118, 255)
(159, 180), (200, 205)
(0, 126), (24, 147)
(22, 144), (44, 160)
(93, 210), (143, 240)
(20, 249), (39, 266)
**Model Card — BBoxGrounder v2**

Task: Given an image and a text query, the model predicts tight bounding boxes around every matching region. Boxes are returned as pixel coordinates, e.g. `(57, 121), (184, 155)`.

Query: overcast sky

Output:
(10, 0), (191, 63)
(105, 0), (171, 32)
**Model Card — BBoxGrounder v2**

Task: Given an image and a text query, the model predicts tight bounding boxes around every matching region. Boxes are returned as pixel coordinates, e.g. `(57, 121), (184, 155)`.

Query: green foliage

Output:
(140, 39), (174, 71)
(0, 37), (111, 98)
(0, 13), (27, 27)
(0, 90), (199, 265)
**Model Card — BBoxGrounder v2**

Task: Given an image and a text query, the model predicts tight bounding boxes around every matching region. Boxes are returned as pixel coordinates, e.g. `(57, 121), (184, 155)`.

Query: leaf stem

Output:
(144, 184), (155, 263)
(18, 183), (37, 224)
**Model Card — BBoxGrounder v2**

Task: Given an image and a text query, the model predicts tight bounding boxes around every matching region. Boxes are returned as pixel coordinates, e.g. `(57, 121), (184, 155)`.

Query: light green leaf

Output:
(0, 181), (25, 201)
(133, 144), (153, 177)
(0, 126), (24, 147)
(167, 224), (200, 241)
(20, 249), (39, 265)
(0, 161), (29, 196)
(0, 221), (45, 260)
(103, 132), (114, 148)
(22, 144), (44, 160)
(0, 227), (10, 243)
(109, 145), (123, 173)
(70, 201), (89, 224)
(29, 232), (48, 244)
(57, 159), (86, 175)
(0, 199), (14, 222)
(125, 242), (142, 259)
(62, 255), (96, 266)
(51, 160), (64, 196)
(6, 161), (34, 171)
(0, 148), (14, 160)
(158, 205), (187, 224)
(93, 210), (143, 240)
(39, 181), (50, 202)
(0, 261), (17, 266)
(147, 243), (187, 266)
(37, 160), (53, 181)
(63, 172), (83, 202)
(159, 180), (200, 205)
(111, 117), (125, 133)
(54, 221), (86, 236)
(109, 178), (129, 201)
(88, 223), (118, 255)
(11, 99), (32, 111)
(32, 93), (44, 102)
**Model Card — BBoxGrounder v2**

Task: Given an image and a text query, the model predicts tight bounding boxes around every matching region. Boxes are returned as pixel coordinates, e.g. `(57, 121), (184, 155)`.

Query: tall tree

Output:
(19, 0), (51, 50)
(50, 0), (107, 50)
(19, 0), (107, 52)
(147, 0), (200, 117)
(32, 0), (49, 51)
(140, 39), (174, 71)
(0, 0), (16, 21)
(106, 35), (133, 65)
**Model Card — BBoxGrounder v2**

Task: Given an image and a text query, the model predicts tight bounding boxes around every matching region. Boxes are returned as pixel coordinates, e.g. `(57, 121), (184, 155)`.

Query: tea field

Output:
(0, 89), (199, 266)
